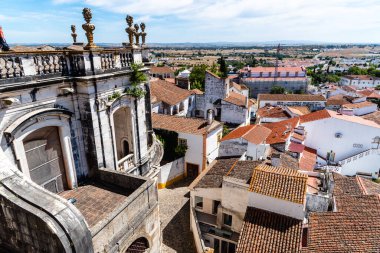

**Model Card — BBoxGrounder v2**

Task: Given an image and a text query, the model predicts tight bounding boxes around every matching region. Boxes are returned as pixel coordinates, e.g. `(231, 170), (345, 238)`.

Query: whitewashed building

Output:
(300, 110), (380, 177)
(152, 113), (223, 178)
(339, 75), (380, 89)
(257, 94), (326, 111)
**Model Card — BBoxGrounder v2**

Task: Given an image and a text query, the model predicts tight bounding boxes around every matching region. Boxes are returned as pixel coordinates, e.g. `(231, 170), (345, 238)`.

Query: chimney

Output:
(245, 95), (249, 108)
(207, 109), (214, 125)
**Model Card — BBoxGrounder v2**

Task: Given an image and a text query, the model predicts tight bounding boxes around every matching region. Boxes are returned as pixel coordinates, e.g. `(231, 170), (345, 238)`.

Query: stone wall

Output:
(0, 151), (93, 253)
(92, 168), (161, 253)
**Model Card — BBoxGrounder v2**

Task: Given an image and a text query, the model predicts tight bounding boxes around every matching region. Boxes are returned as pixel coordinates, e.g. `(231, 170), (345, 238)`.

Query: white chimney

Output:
(207, 109), (214, 125)
(245, 96), (249, 108)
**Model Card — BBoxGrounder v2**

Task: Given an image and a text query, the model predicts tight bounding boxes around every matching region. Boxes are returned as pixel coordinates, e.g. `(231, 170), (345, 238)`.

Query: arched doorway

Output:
(125, 237), (149, 253)
(113, 107), (134, 161)
(22, 126), (68, 193)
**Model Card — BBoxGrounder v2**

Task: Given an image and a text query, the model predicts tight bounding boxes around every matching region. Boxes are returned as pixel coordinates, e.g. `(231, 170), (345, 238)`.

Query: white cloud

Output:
(44, 0), (380, 42)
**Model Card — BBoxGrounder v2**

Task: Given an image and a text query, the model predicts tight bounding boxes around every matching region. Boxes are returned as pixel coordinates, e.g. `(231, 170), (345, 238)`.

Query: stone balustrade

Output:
(0, 48), (137, 85)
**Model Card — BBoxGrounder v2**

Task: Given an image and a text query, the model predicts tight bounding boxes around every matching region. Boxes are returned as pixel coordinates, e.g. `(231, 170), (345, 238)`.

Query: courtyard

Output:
(159, 179), (197, 253)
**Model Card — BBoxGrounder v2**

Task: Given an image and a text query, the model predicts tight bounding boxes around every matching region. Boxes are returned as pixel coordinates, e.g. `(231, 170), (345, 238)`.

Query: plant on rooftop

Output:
(124, 63), (147, 99)
(108, 91), (121, 101)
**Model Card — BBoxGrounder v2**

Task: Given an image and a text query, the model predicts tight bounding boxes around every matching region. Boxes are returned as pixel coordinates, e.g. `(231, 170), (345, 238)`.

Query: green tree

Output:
(348, 66), (367, 75)
(189, 64), (208, 90)
(218, 56), (228, 78)
(270, 86), (286, 94)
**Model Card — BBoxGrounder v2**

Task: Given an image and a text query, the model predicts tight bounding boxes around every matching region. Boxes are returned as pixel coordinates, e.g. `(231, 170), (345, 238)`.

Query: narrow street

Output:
(159, 178), (197, 253)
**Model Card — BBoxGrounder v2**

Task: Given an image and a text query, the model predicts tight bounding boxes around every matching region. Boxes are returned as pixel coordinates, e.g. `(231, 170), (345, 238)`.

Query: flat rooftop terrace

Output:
(59, 181), (133, 228)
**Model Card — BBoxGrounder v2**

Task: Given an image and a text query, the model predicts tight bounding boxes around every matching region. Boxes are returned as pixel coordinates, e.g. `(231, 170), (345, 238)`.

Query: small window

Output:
(212, 200), (220, 215)
(223, 213), (232, 226)
(195, 196), (203, 209)
(178, 138), (187, 147)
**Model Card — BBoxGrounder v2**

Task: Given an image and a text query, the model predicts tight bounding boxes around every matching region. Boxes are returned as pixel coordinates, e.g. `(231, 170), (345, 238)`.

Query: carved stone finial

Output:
(71, 25), (77, 43)
(134, 24), (140, 46)
(140, 22), (147, 46)
(82, 8), (97, 49)
(125, 15), (135, 47)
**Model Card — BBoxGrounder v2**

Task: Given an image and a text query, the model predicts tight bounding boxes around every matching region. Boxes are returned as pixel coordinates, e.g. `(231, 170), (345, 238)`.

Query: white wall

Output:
(206, 127), (223, 164)
(179, 132), (203, 172)
(246, 143), (270, 161)
(248, 192), (305, 220)
(339, 149), (380, 177)
(221, 102), (250, 125)
(302, 117), (380, 162)
(351, 104), (378, 116)
(158, 157), (185, 185)
(221, 178), (250, 233)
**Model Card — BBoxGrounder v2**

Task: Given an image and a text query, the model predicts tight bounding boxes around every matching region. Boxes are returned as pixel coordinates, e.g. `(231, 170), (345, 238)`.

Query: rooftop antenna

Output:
(274, 43), (281, 86)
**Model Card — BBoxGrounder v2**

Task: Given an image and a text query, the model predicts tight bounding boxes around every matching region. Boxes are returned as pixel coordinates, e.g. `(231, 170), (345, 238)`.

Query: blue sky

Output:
(2, 0), (380, 44)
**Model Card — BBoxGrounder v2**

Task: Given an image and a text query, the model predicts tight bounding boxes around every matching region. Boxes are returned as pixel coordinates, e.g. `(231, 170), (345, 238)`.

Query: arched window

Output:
(125, 237), (149, 253)
(123, 140), (130, 157)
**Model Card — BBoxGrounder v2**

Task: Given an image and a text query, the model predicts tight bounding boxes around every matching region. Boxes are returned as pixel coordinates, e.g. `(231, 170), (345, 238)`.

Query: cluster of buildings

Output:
(1, 9), (380, 253)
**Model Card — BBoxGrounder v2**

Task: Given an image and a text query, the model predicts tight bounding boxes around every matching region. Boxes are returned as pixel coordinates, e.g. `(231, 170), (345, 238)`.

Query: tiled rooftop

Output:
(236, 207), (303, 253)
(150, 79), (192, 106)
(342, 101), (377, 109)
(358, 176), (380, 195)
(256, 106), (292, 119)
(299, 147), (317, 172)
(306, 197), (380, 253)
(249, 165), (308, 204)
(220, 124), (272, 145)
(361, 111), (380, 125)
(263, 117), (300, 144)
(59, 181), (132, 228)
(149, 66), (174, 74)
(287, 106), (310, 116)
(299, 109), (331, 123)
(332, 173), (364, 196)
(223, 92), (253, 107)
(152, 113), (222, 136)
(194, 159), (262, 188)
(258, 94), (326, 102)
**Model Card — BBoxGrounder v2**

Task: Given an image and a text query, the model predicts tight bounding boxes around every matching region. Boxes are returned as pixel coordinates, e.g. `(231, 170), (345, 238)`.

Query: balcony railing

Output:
(118, 154), (135, 171)
(0, 48), (135, 85)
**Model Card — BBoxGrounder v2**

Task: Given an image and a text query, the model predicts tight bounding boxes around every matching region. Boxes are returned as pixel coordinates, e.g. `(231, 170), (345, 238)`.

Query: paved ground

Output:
(159, 178), (197, 253)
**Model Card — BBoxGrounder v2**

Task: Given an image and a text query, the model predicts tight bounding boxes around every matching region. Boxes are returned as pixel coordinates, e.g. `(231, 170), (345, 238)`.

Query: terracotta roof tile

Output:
(264, 117), (300, 144)
(150, 79), (192, 106)
(357, 177), (380, 195)
(223, 92), (253, 107)
(249, 164), (308, 204)
(287, 106), (310, 116)
(258, 94), (326, 102)
(256, 106), (291, 119)
(152, 113), (222, 136)
(291, 132), (305, 141)
(306, 196), (380, 252)
(195, 159), (262, 188)
(342, 101), (377, 109)
(288, 142), (305, 153)
(241, 66), (304, 73)
(332, 173), (364, 196)
(326, 94), (350, 106)
(221, 124), (271, 145)
(299, 110), (331, 123)
(149, 66), (174, 74)
(230, 81), (248, 91)
(236, 207), (303, 253)
(361, 111), (380, 125)
(299, 147), (317, 172)
(190, 89), (204, 95)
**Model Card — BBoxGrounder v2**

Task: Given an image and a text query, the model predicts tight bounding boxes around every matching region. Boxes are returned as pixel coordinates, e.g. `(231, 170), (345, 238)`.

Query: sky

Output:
(1, 0), (380, 44)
